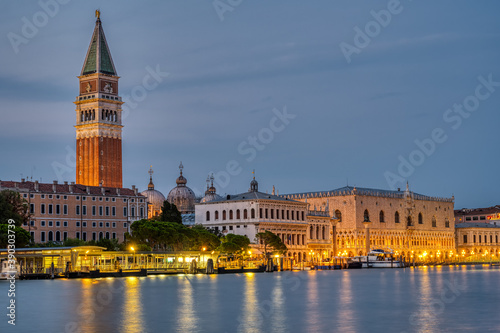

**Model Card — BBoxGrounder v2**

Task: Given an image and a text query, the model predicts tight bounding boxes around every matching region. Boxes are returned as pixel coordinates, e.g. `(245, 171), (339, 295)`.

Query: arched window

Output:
(418, 213), (423, 224)
(276, 209), (280, 219)
(291, 211), (295, 220)
(335, 210), (342, 222)
(236, 209), (240, 219)
(215, 211), (219, 220)
(92, 110), (95, 120)
(310, 226), (314, 239)
(282, 210), (285, 220)
(243, 209), (248, 219)
(395, 211), (400, 223)
(407, 216), (412, 226)
(251, 209), (255, 219)
(316, 226), (319, 239)
(270, 209), (274, 219)
(229, 210), (233, 220)
(223, 210), (227, 220)
(206, 211), (210, 221)
(364, 209), (370, 222)
(432, 216), (437, 227)
(322, 226), (325, 239)
(445, 218), (450, 228)
(99, 232), (103, 240)
(80, 112), (84, 122)
(101, 110), (105, 120)
(55, 231), (61, 242)
(106, 232), (110, 239)
(48, 231), (53, 241)
(287, 210), (290, 220)
(379, 210), (385, 223)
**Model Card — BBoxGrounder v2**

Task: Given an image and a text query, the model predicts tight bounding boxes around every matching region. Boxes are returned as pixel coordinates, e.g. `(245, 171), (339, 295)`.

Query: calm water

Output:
(1, 265), (499, 333)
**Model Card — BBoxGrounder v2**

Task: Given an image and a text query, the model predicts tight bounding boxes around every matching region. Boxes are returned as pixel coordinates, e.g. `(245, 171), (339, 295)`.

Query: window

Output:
(63, 221), (68, 227)
(206, 211), (210, 221)
(223, 210), (227, 220)
(480, 216), (486, 220)
(48, 221), (53, 227)
(131, 207), (135, 217)
(92, 206), (96, 216)
(465, 217), (471, 221)
(473, 216), (478, 221)
(92, 222), (96, 227)
(82, 205), (87, 216)
(106, 222), (110, 228)
(41, 221), (46, 227)
(56, 204), (60, 215)
(30, 203), (35, 214)
(82, 232), (86, 241)
(41, 194), (45, 199)
(251, 209), (255, 219)
(55, 231), (61, 242)
(92, 232), (97, 241)
(123, 223), (127, 228)
(229, 210), (233, 220)
(83, 222), (87, 227)
(364, 210), (370, 222)
(229, 226), (233, 230)
(270, 209), (274, 219)
(41, 204), (46, 214)
(63, 205), (68, 215)
(112, 222), (116, 228)
(76, 221), (80, 227)
(30, 221), (35, 227)
(106, 207), (110, 216)
(48, 231), (53, 241)
(48, 195), (52, 199)
(236, 209), (240, 219)
(418, 213), (423, 224)
(56, 221), (60, 227)
(99, 222), (103, 227)
(243, 209), (248, 219)
(379, 211), (385, 223)
(478, 235), (481, 243)
(445, 219), (450, 228)
(432, 217), (437, 228)
(473, 235), (476, 243)
(76, 232), (80, 240)
(76, 205), (80, 215)
(139, 207), (143, 218)
(395, 211), (400, 223)
(335, 210), (342, 222)
(291, 211), (294, 220)
(41, 231), (45, 242)
(259, 208), (263, 219)
(302, 211), (305, 221)
(30, 231), (35, 240)
(99, 206), (103, 216)
(48, 204), (53, 214)
(112, 232), (116, 239)
(407, 216), (412, 227)
(123, 207), (127, 217)
(287, 210), (290, 220)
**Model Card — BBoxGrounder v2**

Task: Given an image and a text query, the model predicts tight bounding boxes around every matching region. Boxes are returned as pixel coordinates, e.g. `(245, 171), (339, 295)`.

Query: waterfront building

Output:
(140, 167), (166, 219)
(455, 222), (500, 260)
(196, 176), (337, 262)
(454, 205), (500, 225)
(75, 11), (124, 188)
(0, 179), (146, 243)
(167, 162), (196, 223)
(283, 183), (455, 260)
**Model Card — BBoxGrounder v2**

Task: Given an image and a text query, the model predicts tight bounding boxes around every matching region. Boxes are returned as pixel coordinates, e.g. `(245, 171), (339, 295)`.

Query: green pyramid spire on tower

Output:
(81, 11), (117, 76)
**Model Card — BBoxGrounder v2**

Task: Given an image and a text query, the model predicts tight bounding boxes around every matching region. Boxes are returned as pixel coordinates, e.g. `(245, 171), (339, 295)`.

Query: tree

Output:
(157, 201), (182, 224)
(0, 190), (30, 226)
(217, 234), (250, 255)
(0, 224), (31, 248)
(256, 230), (287, 257)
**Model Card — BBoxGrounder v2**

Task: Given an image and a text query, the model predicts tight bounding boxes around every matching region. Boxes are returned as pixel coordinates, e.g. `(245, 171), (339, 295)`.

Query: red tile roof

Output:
(0, 180), (142, 197)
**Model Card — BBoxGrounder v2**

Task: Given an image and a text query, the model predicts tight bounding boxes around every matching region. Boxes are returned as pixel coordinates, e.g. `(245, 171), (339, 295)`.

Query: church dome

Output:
(167, 162), (196, 214)
(200, 174), (222, 203)
(140, 166), (165, 218)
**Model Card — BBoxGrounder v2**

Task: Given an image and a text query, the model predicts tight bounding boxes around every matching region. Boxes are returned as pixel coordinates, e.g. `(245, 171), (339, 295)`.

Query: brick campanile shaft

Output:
(75, 11), (123, 188)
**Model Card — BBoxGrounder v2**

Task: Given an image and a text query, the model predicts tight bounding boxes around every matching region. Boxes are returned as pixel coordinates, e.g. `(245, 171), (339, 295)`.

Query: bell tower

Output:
(75, 11), (123, 188)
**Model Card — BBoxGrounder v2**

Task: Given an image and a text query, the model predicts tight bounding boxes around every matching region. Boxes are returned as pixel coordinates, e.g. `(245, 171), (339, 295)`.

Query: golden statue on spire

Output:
(95, 10), (100, 19)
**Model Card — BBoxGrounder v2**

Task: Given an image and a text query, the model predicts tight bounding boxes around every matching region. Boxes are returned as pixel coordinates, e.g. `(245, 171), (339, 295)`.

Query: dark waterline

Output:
(2, 265), (499, 333)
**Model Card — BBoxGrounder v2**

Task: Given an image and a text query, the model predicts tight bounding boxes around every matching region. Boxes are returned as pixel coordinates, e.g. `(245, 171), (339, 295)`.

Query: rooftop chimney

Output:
(101, 187), (105, 195)
(132, 185), (138, 195)
(64, 181), (68, 185)
(21, 178), (25, 183)
(53, 181), (58, 193)
(69, 182), (74, 194)
(34, 180), (39, 192)
(116, 188), (121, 196)
(86, 186), (90, 194)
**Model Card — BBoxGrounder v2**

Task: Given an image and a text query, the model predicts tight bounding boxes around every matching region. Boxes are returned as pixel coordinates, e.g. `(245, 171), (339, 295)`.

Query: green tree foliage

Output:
(256, 230), (287, 257)
(129, 219), (220, 251)
(157, 201), (182, 224)
(0, 224), (31, 248)
(217, 233), (250, 255)
(63, 238), (86, 247)
(0, 190), (29, 226)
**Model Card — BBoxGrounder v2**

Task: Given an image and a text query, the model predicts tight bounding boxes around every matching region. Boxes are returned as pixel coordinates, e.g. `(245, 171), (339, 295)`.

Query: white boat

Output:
(352, 249), (403, 268)
(0, 259), (19, 280)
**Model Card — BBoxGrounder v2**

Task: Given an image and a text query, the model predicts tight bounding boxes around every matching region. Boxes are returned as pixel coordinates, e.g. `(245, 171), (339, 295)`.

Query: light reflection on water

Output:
(4, 265), (500, 333)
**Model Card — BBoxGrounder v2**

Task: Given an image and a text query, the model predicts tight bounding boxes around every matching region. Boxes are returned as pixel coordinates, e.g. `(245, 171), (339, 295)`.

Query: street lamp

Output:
(362, 216), (372, 256)
(130, 246), (135, 268)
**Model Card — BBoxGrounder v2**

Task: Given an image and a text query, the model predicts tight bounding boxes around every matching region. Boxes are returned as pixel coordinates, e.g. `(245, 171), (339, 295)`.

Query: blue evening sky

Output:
(0, 1), (499, 209)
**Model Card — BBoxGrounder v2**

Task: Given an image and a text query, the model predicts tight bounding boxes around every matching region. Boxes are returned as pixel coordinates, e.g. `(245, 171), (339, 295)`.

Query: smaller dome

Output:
(167, 162), (196, 214)
(141, 166), (165, 218)
(176, 175), (187, 185)
(201, 173), (222, 203)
